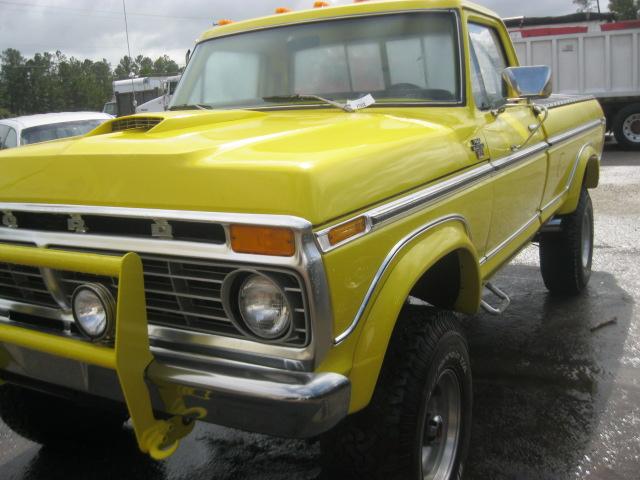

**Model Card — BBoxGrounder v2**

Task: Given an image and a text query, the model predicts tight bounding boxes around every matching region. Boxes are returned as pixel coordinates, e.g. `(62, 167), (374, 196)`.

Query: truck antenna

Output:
(122, 0), (137, 110)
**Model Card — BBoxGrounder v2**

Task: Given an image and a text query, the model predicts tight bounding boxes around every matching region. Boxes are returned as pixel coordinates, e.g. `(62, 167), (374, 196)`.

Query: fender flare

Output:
(346, 216), (481, 412)
(557, 143), (600, 215)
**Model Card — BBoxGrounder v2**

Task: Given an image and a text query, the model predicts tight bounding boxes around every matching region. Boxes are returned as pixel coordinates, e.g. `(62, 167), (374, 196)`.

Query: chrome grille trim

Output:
(0, 207), (332, 370)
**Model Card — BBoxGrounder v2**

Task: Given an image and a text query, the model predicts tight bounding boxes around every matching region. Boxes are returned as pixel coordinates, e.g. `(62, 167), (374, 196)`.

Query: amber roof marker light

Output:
(230, 225), (296, 257)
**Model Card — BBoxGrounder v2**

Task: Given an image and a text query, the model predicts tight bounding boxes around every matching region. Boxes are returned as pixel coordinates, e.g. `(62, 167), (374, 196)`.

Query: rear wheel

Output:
(613, 104), (640, 150)
(321, 307), (472, 480)
(539, 188), (594, 296)
(0, 384), (128, 446)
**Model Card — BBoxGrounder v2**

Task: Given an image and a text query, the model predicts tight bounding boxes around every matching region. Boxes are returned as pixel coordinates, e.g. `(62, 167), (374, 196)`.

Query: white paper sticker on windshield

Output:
(346, 94), (375, 111)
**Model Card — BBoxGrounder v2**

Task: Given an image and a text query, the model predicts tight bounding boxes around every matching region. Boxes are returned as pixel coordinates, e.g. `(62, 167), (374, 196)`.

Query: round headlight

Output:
(72, 284), (115, 342)
(237, 274), (291, 340)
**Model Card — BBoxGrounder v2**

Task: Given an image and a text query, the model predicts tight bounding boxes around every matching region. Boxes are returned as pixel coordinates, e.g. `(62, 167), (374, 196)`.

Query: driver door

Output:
(469, 22), (547, 261)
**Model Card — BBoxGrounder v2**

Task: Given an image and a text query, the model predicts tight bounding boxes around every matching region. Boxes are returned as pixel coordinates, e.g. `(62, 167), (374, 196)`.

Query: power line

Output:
(0, 0), (207, 21)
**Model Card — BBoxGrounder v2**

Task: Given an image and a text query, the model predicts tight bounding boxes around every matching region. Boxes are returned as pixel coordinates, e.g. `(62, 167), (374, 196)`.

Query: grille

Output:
(0, 262), (58, 308)
(111, 117), (162, 132)
(2, 212), (226, 245)
(0, 246), (310, 347)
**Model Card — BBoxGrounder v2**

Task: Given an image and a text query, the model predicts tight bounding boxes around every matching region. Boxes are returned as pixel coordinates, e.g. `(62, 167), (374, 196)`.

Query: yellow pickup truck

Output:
(0, 1), (605, 478)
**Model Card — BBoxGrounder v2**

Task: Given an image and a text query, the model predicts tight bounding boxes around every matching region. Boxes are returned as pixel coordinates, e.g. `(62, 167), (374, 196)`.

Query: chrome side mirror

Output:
(503, 66), (552, 100)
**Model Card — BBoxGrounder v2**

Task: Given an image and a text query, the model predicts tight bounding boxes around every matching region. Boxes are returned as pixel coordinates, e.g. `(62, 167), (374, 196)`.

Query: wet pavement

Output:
(1, 143), (639, 479)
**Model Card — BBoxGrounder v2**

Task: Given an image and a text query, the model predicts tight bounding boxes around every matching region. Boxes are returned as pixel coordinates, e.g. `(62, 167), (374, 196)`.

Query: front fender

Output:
(557, 143), (601, 215)
(347, 217), (480, 412)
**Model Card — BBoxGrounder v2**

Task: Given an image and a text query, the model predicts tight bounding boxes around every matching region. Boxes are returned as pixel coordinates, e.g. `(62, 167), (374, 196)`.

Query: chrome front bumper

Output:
(0, 342), (351, 439)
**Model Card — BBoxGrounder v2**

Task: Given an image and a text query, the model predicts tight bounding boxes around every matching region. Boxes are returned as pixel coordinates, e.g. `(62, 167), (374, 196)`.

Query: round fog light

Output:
(238, 274), (292, 340)
(72, 283), (115, 342)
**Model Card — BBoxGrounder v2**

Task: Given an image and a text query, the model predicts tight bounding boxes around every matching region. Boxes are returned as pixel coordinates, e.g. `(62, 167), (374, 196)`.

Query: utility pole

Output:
(596, 0), (601, 13)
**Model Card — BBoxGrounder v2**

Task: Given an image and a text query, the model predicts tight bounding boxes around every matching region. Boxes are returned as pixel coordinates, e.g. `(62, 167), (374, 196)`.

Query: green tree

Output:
(114, 55), (137, 80)
(153, 55), (180, 75)
(135, 55), (154, 76)
(609, 0), (639, 19)
(0, 48), (28, 114)
(574, 0), (598, 11)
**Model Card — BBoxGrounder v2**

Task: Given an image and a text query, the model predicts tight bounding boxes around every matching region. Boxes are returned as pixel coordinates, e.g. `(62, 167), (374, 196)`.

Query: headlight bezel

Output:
(71, 283), (116, 343)
(221, 270), (295, 343)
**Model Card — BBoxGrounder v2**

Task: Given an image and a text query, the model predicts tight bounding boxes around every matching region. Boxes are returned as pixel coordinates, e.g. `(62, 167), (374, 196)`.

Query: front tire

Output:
(613, 104), (640, 150)
(539, 188), (594, 296)
(0, 384), (128, 446)
(321, 307), (472, 480)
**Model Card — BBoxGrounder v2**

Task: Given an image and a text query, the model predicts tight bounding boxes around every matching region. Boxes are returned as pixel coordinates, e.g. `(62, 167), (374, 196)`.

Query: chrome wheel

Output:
(622, 113), (640, 144)
(420, 369), (462, 480)
(581, 208), (592, 269)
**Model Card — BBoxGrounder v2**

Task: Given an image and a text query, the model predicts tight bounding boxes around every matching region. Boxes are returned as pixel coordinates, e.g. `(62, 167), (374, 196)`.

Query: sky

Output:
(0, 0), (602, 67)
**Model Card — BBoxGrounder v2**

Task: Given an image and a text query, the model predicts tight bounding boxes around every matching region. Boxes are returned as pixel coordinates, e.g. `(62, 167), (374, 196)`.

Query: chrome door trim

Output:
(333, 214), (470, 345)
(547, 119), (604, 146)
(479, 213), (540, 265)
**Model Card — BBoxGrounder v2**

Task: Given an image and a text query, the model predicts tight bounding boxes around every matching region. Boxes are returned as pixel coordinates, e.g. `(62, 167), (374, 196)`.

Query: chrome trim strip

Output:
(0, 203), (311, 230)
(479, 214), (540, 265)
(547, 119), (604, 147)
(315, 118), (604, 254)
(0, 221), (333, 372)
(535, 94), (595, 110)
(490, 141), (548, 170)
(0, 298), (72, 322)
(333, 215), (470, 345)
(541, 142), (595, 214)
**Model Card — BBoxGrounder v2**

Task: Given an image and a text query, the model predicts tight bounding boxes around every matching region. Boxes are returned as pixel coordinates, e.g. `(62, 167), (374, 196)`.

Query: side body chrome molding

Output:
(333, 215), (471, 345)
(330, 116), (604, 344)
(316, 117), (604, 254)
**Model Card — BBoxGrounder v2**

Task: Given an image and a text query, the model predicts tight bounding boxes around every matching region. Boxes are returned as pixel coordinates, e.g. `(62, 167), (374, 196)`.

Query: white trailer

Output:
(507, 14), (640, 149)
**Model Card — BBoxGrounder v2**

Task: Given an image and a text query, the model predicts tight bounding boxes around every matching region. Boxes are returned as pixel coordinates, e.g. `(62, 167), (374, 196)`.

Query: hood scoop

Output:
(111, 116), (163, 132)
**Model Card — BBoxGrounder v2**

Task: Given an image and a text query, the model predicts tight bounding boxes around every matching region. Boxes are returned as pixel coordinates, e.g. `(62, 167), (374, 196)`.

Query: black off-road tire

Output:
(0, 384), (128, 446)
(321, 306), (472, 480)
(539, 188), (594, 296)
(613, 104), (640, 150)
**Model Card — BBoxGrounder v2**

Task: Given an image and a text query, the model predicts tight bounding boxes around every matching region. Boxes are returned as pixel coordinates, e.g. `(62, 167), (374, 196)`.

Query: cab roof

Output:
(199, 0), (498, 42)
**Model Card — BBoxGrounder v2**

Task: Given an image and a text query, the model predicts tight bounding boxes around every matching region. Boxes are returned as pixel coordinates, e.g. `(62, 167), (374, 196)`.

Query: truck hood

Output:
(0, 109), (472, 226)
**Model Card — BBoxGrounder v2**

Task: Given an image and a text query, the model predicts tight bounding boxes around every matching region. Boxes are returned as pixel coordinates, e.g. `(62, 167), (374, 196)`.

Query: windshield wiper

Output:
(169, 103), (212, 111)
(262, 94), (375, 113)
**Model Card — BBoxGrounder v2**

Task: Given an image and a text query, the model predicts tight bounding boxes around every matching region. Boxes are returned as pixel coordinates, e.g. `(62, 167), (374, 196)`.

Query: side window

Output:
(468, 23), (508, 109)
(4, 128), (17, 148)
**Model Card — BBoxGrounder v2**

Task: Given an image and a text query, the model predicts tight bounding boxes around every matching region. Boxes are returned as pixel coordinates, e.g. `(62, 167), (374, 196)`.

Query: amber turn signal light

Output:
(218, 19), (235, 25)
(328, 217), (367, 246)
(313, 1), (330, 7)
(230, 225), (296, 257)
(275, 7), (292, 13)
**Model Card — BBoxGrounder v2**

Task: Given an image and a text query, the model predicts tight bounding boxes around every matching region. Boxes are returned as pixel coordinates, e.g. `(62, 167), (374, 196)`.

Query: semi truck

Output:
(103, 76), (177, 117)
(507, 13), (640, 149)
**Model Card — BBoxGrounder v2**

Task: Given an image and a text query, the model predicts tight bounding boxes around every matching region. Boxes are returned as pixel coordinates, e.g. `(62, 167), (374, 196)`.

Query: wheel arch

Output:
(346, 217), (481, 412)
(557, 143), (601, 215)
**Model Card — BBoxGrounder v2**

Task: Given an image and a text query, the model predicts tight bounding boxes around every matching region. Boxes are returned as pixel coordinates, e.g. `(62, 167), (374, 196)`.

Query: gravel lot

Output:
(1, 143), (638, 479)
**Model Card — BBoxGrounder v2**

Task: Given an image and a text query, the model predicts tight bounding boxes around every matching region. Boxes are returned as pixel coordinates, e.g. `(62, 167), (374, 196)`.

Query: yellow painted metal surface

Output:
(0, 0), (605, 423)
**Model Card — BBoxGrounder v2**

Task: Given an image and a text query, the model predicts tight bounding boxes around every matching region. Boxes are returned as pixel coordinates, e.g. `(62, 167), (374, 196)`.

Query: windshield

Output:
(21, 119), (105, 145)
(171, 12), (461, 110)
